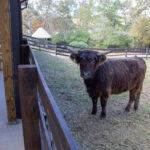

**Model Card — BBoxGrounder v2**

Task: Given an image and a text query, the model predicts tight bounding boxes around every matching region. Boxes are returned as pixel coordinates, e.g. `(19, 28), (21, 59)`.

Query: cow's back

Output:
(96, 57), (146, 94)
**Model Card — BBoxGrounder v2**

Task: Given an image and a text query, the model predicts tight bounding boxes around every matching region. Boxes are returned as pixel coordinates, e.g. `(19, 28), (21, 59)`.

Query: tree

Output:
(129, 15), (150, 47)
(74, 0), (96, 30)
(24, 0), (150, 48)
(22, 5), (42, 35)
(36, 0), (76, 34)
(132, 0), (150, 18)
(128, 0), (150, 47)
(97, 0), (122, 29)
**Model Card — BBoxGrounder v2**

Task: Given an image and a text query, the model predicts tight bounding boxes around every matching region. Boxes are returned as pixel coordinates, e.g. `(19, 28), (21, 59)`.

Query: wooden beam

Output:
(10, 0), (23, 119)
(39, 102), (52, 150)
(21, 44), (30, 64)
(0, 0), (16, 122)
(18, 65), (41, 150)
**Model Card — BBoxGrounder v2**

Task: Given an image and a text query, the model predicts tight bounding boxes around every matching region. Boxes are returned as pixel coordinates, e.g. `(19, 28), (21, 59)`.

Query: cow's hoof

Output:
(125, 107), (130, 113)
(124, 110), (129, 114)
(100, 113), (106, 120)
(134, 105), (138, 111)
(100, 116), (106, 120)
(91, 110), (97, 115)
(133, 107), (138, 112)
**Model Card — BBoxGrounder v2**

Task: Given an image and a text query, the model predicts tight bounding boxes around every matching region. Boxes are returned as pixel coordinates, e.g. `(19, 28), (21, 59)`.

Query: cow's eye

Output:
(95, 57), (98, 62)
(80, 56), (85, 60)
(88, 58), (95, 64)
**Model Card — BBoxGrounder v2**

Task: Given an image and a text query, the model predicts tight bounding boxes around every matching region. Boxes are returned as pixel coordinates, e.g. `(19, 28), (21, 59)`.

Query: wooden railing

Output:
(0, 52), (3, 71)
(23, 35), (80, 57)
(18, 40), (79, 150)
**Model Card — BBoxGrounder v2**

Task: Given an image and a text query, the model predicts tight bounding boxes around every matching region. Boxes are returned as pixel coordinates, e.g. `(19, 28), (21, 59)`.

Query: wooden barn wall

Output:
(0, 0), (17, 122)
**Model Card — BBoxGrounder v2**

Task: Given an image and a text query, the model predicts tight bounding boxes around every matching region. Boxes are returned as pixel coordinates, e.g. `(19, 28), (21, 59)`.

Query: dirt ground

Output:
(35, 51), (150, 150)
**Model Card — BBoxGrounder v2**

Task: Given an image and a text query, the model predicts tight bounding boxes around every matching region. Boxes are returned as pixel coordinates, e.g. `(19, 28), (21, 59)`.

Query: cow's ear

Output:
(96, 53), (106, 65)
(70, 51), (80, 64)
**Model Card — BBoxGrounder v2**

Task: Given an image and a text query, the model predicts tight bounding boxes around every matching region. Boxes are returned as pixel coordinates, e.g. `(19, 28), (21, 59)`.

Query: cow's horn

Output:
(104, 49), (114, 55)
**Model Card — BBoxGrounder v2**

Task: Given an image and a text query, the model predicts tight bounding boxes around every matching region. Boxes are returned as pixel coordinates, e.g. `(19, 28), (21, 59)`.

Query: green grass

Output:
(35, 51), (150, 104)
(144, 60), (150, 87)
(34, 51), (150, 150)
(35, 51), (90, 104)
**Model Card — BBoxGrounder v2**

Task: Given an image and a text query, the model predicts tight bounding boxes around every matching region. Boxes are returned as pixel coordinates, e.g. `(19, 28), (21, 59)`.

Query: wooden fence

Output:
(0, 52), (3, 71)
(23, 35), (150, 58)
(19, 40), (79, 150)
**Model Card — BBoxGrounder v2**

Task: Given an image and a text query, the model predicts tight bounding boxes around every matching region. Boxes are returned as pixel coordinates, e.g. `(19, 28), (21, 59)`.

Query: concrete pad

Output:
(0, 71), (25, 150)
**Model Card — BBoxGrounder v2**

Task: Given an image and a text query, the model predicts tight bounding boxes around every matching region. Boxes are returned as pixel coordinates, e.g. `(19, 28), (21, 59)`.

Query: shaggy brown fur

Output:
(70, 50), (147, 119)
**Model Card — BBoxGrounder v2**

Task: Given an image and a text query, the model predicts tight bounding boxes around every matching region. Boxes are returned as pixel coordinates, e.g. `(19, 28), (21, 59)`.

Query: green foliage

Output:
(129, 15), (150, 47)
(52, 33), (65, 43)
(100, 32), (131, 48)
(69, 41), (89, 48)
(66, 30), (90, 44)
(98, 0), (122, 28)
(24, 0), (150, 48)
(52, 30), (91, 47)
(74, 1), (95, 30)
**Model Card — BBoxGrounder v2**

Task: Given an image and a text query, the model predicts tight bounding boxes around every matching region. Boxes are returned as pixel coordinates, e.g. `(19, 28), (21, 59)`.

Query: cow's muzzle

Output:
(81, 71), (91, 79)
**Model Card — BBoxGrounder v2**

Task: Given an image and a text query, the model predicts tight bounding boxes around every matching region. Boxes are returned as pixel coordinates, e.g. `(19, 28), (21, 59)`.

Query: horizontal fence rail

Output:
(23, 35), (150, 58)
(19, 39), (79, 150)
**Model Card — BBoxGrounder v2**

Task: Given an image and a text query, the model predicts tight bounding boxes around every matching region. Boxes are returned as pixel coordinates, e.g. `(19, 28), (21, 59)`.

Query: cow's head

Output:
(70, 50), (106, 79)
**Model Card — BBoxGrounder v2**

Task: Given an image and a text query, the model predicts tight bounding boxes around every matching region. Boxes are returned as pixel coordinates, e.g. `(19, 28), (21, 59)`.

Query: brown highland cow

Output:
(70, 50), (147, 119)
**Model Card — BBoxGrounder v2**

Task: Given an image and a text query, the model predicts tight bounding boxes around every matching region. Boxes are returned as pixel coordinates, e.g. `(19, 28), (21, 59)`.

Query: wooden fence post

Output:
(125, 49), (128, 57)
(56, 43), (58, 56)
(146, 48), (148, 59)
(18, 65), (41, 150)
(39, 39), (41, 51)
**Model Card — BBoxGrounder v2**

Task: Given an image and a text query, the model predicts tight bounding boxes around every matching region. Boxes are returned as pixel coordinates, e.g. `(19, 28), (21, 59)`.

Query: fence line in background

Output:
(23, 35), (150, 58)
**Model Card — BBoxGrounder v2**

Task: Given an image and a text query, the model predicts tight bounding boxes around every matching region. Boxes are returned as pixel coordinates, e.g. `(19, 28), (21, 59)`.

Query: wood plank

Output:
(0, 0), (16, 122)
(21, 44), (30, 64)
(29, 49), (79, 150)
(32, 48), (56, 55)
(0, 52), (3, 71)
(39, 101), (52, 150)
(18, 65), (41, 150)
(9, 0), (22, 119)
(0, 59), (3, 71)
(56, 53), (70, 57)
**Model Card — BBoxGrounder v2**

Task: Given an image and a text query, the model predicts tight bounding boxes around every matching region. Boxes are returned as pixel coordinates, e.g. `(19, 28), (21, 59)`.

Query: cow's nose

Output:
(82, 71), (90, 78)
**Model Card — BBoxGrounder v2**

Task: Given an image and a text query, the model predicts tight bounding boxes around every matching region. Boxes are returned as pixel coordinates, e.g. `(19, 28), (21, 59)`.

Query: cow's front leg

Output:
(91, 98), (98, 115)
(100, 93), (109, 119)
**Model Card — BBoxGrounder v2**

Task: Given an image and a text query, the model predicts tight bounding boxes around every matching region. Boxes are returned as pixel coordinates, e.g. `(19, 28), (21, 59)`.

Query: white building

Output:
(32, 27), (51, 39)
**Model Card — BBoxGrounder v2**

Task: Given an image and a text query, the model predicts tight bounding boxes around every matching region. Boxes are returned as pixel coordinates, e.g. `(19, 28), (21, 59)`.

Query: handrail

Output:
(30, 47), (79, 150)
(18, 40), (79, 150)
